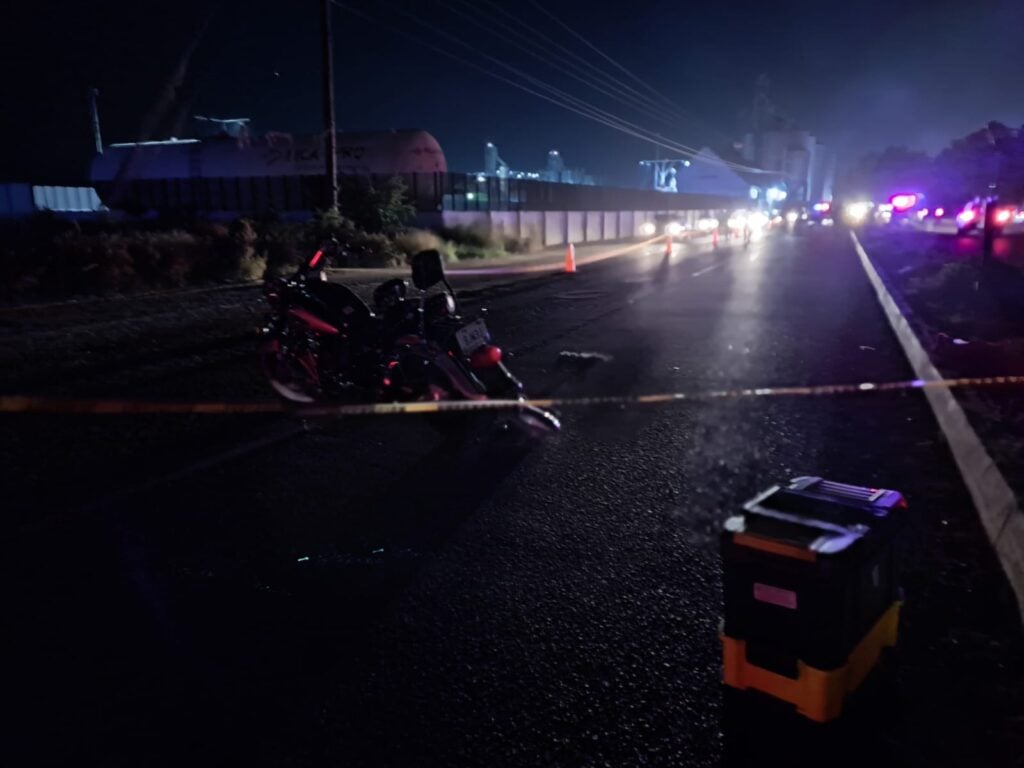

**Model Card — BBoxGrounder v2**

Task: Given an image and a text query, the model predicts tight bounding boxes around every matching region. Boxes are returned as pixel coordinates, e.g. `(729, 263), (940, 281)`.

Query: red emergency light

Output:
(889, 193), (918, 212)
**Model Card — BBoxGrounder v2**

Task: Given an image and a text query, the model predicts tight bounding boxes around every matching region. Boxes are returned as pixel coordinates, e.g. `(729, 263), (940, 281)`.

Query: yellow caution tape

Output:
(1, 375), (1022, 417)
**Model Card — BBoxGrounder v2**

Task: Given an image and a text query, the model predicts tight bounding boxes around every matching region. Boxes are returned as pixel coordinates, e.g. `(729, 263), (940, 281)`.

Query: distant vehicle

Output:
(887, 192), (926, 225)
(955, 198), (1018, 235)
(782, 206), (805, 226)
(956, 198), (984, 235)
(842, 201), (873, 226)
(654, 212), (688, 237)
(802, 201), (834, 227)
(696, 215), (720, 233)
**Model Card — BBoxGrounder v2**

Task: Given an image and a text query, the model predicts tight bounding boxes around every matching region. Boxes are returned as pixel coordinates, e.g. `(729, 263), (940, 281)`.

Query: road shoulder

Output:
(852, 230), (1024, 619)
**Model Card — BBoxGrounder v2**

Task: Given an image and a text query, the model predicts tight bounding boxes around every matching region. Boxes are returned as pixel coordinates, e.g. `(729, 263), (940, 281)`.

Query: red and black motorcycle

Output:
(259, 244), (560, 436)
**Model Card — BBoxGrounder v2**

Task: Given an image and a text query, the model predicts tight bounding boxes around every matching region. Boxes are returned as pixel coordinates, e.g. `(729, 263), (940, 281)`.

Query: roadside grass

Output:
(901, 260), (1024, 341)
(2, 217), (522, 301)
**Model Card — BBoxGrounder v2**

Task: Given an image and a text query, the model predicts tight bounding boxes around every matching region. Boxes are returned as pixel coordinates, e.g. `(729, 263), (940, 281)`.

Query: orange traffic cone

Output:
(565, 242), (577, 273)
(712, 227), (719, 249)
(665, 234), (673, 256)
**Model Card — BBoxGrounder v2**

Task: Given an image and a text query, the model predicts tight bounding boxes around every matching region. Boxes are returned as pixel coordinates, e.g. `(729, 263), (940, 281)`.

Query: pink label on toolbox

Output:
(753, 583), (798, 610)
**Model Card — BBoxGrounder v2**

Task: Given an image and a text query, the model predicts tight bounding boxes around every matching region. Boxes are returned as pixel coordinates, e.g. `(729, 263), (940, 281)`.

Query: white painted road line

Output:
(852, 230), (1024, 620)
(692, 263), (722, 277)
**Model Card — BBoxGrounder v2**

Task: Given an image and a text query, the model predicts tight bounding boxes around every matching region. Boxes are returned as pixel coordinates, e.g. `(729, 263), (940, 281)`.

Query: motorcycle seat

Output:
(304, 281), (375, 329)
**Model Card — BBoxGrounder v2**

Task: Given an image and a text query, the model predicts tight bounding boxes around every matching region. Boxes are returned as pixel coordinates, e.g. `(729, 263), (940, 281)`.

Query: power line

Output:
(390, 2), (697, 153)
(518, 0), (735, 143)
(365, 1), (692, 146)
(366, 0), (770, 174)
(331, 2), (679, 153)
(446, 0), (687, 128)
(527, 1), (678, 111)
(331, 0), (772, 174)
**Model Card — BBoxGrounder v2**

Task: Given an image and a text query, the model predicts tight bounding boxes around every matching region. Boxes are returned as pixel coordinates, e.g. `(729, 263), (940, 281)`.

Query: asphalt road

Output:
(7, 228), (1024, 767)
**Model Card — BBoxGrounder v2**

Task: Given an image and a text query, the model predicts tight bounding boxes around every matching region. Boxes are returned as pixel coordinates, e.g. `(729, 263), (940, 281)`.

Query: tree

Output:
(843, 122), (1024, 205)
(338, 175), (415, 235)
(839, 146), (933, 201)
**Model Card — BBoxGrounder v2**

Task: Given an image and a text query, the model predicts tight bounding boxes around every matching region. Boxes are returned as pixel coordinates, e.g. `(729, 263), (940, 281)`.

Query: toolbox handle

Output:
(744, 500), (871, 539)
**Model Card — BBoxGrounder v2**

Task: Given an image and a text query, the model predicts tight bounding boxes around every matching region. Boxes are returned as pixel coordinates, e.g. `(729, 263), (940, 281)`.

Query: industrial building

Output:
(736, 75), (836, 203)
(478, 142), (594, 185)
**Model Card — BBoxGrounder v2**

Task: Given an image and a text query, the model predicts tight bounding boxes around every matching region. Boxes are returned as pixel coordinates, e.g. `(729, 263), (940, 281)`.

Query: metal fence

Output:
(96, 172), (741, 216)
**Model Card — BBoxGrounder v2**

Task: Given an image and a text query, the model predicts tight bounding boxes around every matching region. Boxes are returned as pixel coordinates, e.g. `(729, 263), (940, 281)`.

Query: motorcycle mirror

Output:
(411, 249), (445, 290)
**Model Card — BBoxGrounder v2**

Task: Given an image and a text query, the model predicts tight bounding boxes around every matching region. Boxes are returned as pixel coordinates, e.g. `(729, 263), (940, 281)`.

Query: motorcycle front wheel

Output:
(260, 338), (321, 403)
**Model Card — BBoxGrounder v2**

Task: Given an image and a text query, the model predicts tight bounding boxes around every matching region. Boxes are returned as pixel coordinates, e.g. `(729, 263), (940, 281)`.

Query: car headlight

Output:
(639, 221), (657, 237)
(844, 202), (871, 223)
(665, 221), (683, 237)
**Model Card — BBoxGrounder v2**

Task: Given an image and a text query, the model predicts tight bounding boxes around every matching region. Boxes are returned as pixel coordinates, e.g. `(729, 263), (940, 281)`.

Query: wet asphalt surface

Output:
(6, 229), (1024, 767)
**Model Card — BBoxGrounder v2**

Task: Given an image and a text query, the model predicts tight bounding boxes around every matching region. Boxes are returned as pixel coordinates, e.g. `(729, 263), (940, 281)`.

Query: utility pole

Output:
(321, 0), (339, 210)
(982, 196), (997, 265)
(89, 88), (103, 154)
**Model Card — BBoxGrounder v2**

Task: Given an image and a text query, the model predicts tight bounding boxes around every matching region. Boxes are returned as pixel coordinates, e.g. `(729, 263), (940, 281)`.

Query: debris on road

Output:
(557, 350), (613, 369)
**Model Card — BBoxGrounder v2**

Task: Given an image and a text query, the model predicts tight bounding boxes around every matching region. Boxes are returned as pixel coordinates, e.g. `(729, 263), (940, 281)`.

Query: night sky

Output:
(4, 0), (1023, 184)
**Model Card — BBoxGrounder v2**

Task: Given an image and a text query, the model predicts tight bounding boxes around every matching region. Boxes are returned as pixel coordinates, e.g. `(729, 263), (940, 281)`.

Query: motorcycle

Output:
(259, 244), (560, 437)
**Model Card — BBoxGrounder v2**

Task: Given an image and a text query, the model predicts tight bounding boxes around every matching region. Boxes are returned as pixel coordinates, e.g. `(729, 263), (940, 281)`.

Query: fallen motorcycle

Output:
(259, 244), (560, 438)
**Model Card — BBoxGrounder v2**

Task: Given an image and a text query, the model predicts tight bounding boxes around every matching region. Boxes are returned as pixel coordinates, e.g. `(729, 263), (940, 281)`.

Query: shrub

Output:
(237, 252), (268, 281)
(259, 222), (308, 278)
(125, 237), (163, 285)
(393, 228), (456, 263)
(93, 236), (138, 293)
(40, 232), (142, 296)
(453, 245), (504, 261)
(309, 207), (355, 242)
(205, 218), (263, 281)
(148, 231), (203, 288)
(230, 218), (264, 280)
(373, 176), (416, 235)
(437, 224), (492, 249)
(347, 231), (402, 268)
(501, 234), (537, 253)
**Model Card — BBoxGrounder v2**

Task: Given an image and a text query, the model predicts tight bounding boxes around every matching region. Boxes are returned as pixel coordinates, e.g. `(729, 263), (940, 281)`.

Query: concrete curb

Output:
(852, 231), (1024, 620)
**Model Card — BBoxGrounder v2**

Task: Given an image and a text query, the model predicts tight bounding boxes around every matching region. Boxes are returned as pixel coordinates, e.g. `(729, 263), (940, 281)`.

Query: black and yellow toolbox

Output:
(720, 476), (906, 722)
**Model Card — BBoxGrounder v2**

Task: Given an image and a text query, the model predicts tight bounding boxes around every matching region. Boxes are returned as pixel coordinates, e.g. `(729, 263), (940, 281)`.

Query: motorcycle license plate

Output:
(455, 319), (489, 354)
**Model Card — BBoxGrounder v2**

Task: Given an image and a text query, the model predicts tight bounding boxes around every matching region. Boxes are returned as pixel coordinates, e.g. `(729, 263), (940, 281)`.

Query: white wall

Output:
(427, 209), (699, 248)
(521, 212), (544, 245)
(439, 211), (486, 230)
(602, 211), (616, 239)
(543, 211), (564, 246)
(489, 211), (518, 239)
(567, 211), (585, 244)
